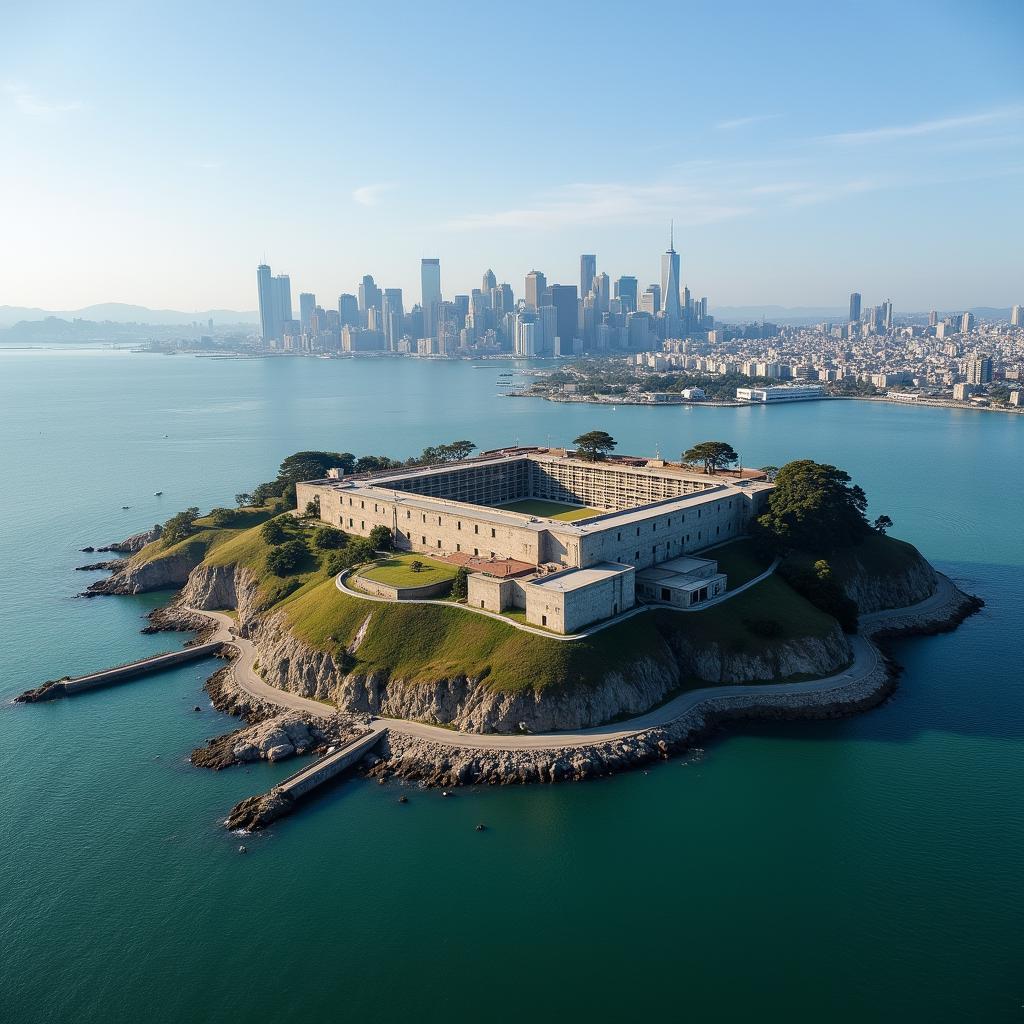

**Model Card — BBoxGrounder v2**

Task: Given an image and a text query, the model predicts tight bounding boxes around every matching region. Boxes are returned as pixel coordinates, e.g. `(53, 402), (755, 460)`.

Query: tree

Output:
(873, 514), (893, 535)
(208, 507), (238, 527)
(758, 460), (869, 553)
(235, 492), (254, 507)
(346, 539), (376, 565)
(251, 480), (286, 506)
(410, 559), (424, 573)
(162, 507), (200, 546)
(355, 454), (400, 474)
(368, 525), (393, 551)
(304, 497), (320, 519)
(312, 526), (347, 550)
(759, 465), (780, 483)
(683, 441), (739, 475)
(450, 565), (468, 601)
(277, 451), (355, 483)
(573, 430), (617, 461)
(441, 440), (476, 462)
(261, 518), (288, 545)
(266, 538), (307, 576)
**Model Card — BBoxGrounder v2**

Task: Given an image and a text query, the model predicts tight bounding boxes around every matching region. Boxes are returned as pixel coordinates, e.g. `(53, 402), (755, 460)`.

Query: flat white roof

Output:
(529, 562), (633, 592)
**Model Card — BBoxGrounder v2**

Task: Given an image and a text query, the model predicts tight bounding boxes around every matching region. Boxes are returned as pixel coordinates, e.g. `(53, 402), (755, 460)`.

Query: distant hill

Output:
(0, 303), (258, 328)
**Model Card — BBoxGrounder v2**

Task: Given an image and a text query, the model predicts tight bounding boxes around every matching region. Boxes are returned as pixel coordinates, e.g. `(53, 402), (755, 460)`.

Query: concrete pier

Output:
(17, 641), (224, 702)
(276, 725), (387, 798)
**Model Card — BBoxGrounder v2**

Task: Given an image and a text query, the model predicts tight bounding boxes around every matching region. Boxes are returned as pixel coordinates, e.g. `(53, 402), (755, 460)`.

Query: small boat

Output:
(154, 491), (163, 496)
(121, 505), (131, 510)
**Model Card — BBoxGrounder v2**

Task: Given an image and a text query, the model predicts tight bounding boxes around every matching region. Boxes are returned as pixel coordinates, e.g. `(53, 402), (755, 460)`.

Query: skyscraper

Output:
(660, 226), (682, 321)
(580, 255), (596, 299)
(883, 299), (893, 332)
(543, 284), (579, 356)
(525, 270), (547, 311)
(358, 275), (382, 320)
(1012, 304), (1023, 327)
(967, 354), (992, 383)
(640, 284), (661, 315)
(482, 268), (496, 295)
(849, 292), (862, 322)
(257, 264), (275, 343)
(615, 276), (638, 313)
(961, 311), (974, 335)
(271, 273), (292, 341)
(338, 293), (359, 326)
(421, 258), (442, 339)
(299, 292), (316, 333)
(592, 272), (610, 314)
(382, 288), (404, 351)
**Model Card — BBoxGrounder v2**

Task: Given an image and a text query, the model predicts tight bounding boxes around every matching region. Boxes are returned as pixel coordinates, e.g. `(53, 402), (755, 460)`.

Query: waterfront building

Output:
(358, 275), (382, 322)
(421, 258), (442, 339)
(382, 288), (404, 351)
(257, 264), (275, 343)
(544, 284), (579, 355)
(736, 384), (826, 402)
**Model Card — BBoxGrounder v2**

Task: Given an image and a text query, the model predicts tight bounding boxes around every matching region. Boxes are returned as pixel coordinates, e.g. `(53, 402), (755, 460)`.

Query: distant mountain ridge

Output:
(711, 304), (1012, 323)
(0, 302), (259, 328)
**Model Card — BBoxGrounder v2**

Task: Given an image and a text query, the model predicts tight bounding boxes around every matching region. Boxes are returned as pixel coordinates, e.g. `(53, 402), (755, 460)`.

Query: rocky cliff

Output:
(177, 562), (853, 733)
(84, 544), (206, 596)
(838, 546), (938, 614)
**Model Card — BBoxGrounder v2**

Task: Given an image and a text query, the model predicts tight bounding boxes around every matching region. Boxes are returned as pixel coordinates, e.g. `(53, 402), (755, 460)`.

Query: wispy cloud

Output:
(4, 83), (83, 116)
(352, 182), (396, 206)
(824, 105), (1024, 145)
(715, 114), (780, 131)
(443, 182), (752, 231)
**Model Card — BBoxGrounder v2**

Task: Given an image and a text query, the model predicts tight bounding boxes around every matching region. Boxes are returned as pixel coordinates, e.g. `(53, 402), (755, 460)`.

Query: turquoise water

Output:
(1, 349), (1021, 1022)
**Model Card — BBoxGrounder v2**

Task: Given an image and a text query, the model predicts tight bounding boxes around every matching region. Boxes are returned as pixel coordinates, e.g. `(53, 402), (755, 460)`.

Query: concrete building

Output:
(421, 258), (441, 339)
(298, 447), (773, 633)
(736, 384), (826, 402)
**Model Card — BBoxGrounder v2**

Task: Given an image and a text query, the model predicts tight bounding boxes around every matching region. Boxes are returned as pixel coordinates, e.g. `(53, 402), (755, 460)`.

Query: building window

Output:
(491, 528), (496, 538)
(474, 525), (479, 534)
(361, 521), (365, 529)
(474, 548), (479, 556)
(360, 501), (364, 509)
(456, 543), (461, 552)
(541, 614), (547, 626)
(661, 588), (671, 601)
(406, 510), (411, 519)
(437, 540), (441, 548)
(457, 521), (461, 530)
(421, 536), (426, 544)
(635, 551), (640, 559)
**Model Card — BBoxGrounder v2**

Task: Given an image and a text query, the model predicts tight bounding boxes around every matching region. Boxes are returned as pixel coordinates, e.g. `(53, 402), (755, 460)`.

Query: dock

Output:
(16, 641), (225, 702)
(226, 724), (388, 831)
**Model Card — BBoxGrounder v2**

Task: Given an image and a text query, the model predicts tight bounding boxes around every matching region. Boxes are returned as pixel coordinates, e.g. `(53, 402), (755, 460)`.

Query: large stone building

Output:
(297, 447), (773, 633)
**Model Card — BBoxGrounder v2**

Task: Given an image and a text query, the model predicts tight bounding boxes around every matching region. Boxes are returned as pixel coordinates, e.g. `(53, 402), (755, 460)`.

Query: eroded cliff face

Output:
(840, 550), (937, 614)
(177, 562), (853, 733)
(85, 546), (205, 596)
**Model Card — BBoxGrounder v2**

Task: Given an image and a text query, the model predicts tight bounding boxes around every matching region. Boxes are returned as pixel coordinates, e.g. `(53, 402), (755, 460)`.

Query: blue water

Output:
(1, 349), (1021, 1022)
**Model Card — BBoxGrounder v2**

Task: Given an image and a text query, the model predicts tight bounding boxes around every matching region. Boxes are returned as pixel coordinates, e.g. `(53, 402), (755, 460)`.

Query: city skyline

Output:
(3, 0), (1023, 311)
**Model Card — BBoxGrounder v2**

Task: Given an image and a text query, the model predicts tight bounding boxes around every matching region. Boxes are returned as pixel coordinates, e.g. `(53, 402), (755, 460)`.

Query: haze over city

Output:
(3, 0), (1022, 312)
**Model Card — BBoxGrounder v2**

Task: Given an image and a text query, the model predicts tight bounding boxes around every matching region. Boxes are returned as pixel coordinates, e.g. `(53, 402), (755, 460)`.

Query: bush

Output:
(313, 526), (347, 550)
(208, 507), (244, 527)
(266, 538), (307, 576)
(346, 539), (376, 565)
(261, 518), (288, 544)
(368, 525), (393, 551)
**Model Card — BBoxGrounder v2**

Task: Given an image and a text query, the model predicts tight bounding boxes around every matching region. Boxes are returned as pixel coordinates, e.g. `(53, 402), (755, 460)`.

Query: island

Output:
(33, 435), (982, 830)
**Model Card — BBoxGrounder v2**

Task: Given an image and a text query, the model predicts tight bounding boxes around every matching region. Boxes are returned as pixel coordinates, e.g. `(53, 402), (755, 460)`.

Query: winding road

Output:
(190, 572), (961, 754)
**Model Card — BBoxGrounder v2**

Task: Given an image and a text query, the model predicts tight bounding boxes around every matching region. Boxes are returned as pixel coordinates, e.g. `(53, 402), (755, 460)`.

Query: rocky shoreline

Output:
(81, 526), (983, 798)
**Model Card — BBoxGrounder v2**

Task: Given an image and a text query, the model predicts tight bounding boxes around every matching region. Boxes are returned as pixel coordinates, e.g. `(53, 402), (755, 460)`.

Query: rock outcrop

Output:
(83, 544), (205, 596)
(97, 525), (162, 553)
(839, 546), (938, 614)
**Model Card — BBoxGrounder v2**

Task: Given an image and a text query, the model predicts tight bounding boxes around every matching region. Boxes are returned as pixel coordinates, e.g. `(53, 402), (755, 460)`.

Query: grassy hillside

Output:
(784, 532), (926, 589)
(184, 515), (843, 695)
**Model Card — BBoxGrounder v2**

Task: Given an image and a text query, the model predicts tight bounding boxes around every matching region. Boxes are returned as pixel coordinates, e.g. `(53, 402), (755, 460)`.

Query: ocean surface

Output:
(0, 348), (1021, 1023)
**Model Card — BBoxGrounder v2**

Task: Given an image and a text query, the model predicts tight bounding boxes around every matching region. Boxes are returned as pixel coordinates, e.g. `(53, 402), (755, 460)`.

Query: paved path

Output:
(190, 572), (959, 752)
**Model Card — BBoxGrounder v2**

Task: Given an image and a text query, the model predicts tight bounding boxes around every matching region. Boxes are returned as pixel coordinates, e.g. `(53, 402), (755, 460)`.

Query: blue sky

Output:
(2, 0), (1022, 312)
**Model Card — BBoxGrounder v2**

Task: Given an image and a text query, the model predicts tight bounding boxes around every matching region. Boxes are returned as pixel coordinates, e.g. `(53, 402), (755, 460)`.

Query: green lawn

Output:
(495, 498), (602, 521)
(358, 553), (460, 587)
(709, 538), (774, 589)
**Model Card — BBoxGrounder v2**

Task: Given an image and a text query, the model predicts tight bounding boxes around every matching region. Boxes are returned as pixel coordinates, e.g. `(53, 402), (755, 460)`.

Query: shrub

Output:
(266, 538), (307, 576)
(261, 518), (288, 545)
(410, 559), (424, 573)
(368, 525), (393, 551)
(313, 526), (347, 550)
